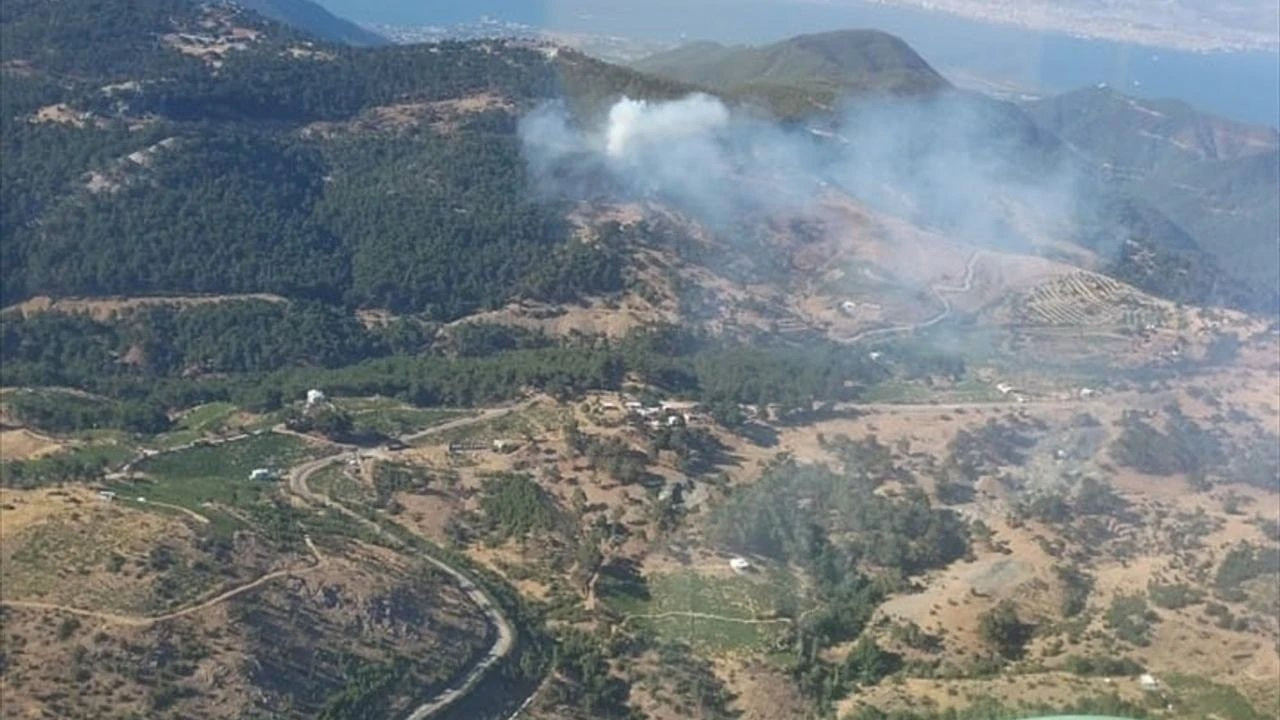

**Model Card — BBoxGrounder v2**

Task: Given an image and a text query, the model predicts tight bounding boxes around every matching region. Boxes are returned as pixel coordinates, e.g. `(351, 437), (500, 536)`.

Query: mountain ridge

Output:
(232, 0), (388, 46)
(1024, 86), (1279, 173)
(1025, 85), (1280, 297)
(633, 29), (951, 116)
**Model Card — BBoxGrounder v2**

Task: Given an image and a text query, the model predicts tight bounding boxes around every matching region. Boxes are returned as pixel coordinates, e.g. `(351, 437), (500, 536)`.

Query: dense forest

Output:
(0, 0), (690, 316)
(0, 301), (896, 436)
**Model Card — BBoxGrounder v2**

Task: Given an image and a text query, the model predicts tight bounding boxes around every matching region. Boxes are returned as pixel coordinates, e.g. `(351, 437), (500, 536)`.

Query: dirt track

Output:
(620, 610), (794, 626)
(838, 250), (983, 344)
(0, 535), (324, 626)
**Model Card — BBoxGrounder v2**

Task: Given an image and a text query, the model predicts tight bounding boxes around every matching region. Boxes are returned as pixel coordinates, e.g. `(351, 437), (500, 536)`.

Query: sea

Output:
(321, 0), (1280, 128)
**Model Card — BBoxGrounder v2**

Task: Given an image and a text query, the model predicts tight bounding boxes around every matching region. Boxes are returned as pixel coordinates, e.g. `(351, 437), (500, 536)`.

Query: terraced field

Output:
(1019, 272), (1169, 328)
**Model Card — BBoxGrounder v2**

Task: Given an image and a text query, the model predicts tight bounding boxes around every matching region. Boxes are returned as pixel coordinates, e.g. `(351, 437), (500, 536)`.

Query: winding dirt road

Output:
(1, 535), (324, 626)
(838, 250), (983, 344)
(400, 403), (530, 444)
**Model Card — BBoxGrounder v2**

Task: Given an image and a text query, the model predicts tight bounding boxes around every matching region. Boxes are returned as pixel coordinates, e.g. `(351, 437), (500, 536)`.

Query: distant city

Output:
(366, 17), (674, 62)
(864, 0), (1279, 53)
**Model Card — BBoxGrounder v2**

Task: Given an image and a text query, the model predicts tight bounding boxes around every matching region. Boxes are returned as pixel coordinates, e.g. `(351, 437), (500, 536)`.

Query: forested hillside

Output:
(0, 0), (689, 316)
(236, 0), (388, 46)
(2, 0), (1274, 423)
(1026, 87), (1280, 301)
(633, 29), (950, 116)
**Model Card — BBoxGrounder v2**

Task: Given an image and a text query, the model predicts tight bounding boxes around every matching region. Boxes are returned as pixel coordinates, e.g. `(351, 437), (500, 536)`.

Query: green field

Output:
(353, 407), (468, 437)
(860, 382), (941, 404)
(63, 441), (138, 468)
(112, 433), (327, 531)
(428, 404), (564, 446)
(177, 402), (239, 433)
(309, 462), (374, 505)
(144, 402), (250, 450)
(328, 395), (473, 437)
(1163, 673), (1270, 720)
(601, 567), (808, 653)
(862, 377), (1010, 404)
(1, 438), (139, 489)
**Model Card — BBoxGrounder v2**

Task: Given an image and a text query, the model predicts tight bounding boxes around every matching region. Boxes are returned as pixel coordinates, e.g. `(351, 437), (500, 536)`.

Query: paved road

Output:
(285, 408), (524, 720)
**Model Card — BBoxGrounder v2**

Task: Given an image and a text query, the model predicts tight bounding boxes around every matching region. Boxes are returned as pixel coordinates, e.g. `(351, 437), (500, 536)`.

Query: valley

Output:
(0, 1), (1277, 719)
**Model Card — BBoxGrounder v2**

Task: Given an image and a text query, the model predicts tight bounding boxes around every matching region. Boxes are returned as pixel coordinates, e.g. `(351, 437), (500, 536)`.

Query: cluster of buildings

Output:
(598, 397), (702, 431)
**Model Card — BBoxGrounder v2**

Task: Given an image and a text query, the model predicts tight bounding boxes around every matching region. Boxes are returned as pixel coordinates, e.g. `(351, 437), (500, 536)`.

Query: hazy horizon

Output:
(317, 0), (1280, 127)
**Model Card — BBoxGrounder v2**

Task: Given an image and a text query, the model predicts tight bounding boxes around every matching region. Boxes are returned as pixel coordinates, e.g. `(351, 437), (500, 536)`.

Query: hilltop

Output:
(633, 36), (1279, 313)
(633, 29), (950, 115)
(1024, 86), (1279, 173)
(236, 0), (388, 46)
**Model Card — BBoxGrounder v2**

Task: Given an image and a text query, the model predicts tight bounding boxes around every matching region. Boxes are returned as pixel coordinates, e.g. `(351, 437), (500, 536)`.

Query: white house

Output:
(97, 490), (116, 501)
(1139, 673), (1159, 691)
(249, 467), (275, 481)
(729, 557), (750, 573)
(305, 389), (326, 406)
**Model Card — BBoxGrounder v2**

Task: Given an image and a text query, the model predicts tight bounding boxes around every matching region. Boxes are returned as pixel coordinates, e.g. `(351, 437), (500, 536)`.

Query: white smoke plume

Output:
(519, 91), (1082, 253)
(604, 94), (729, 158)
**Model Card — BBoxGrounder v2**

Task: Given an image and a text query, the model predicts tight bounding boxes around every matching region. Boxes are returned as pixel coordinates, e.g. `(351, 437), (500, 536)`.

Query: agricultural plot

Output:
(602, 567), (808, 653)
(1162, 673), (1273, 720)
(176, 402), (239, 433)
(861, 378), (1007, 404)
(1, 439), (139, 489)
(112, 433), (327, 531)
(0, 388), (143, 442)
(0, 387), (115, 426)
(342, 400), (469, 437)
(427, 403), (569, 447)
(148, 402), (242, 449)
(242, 407), (291, 433)
(1018, 272), (1168, 329)
(308, 462), (374, 505)
(57, 441), (137, 468)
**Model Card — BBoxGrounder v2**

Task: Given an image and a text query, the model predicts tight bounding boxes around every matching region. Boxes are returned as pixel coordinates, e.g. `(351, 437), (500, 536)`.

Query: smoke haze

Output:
(519, 91), (1083, 256)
